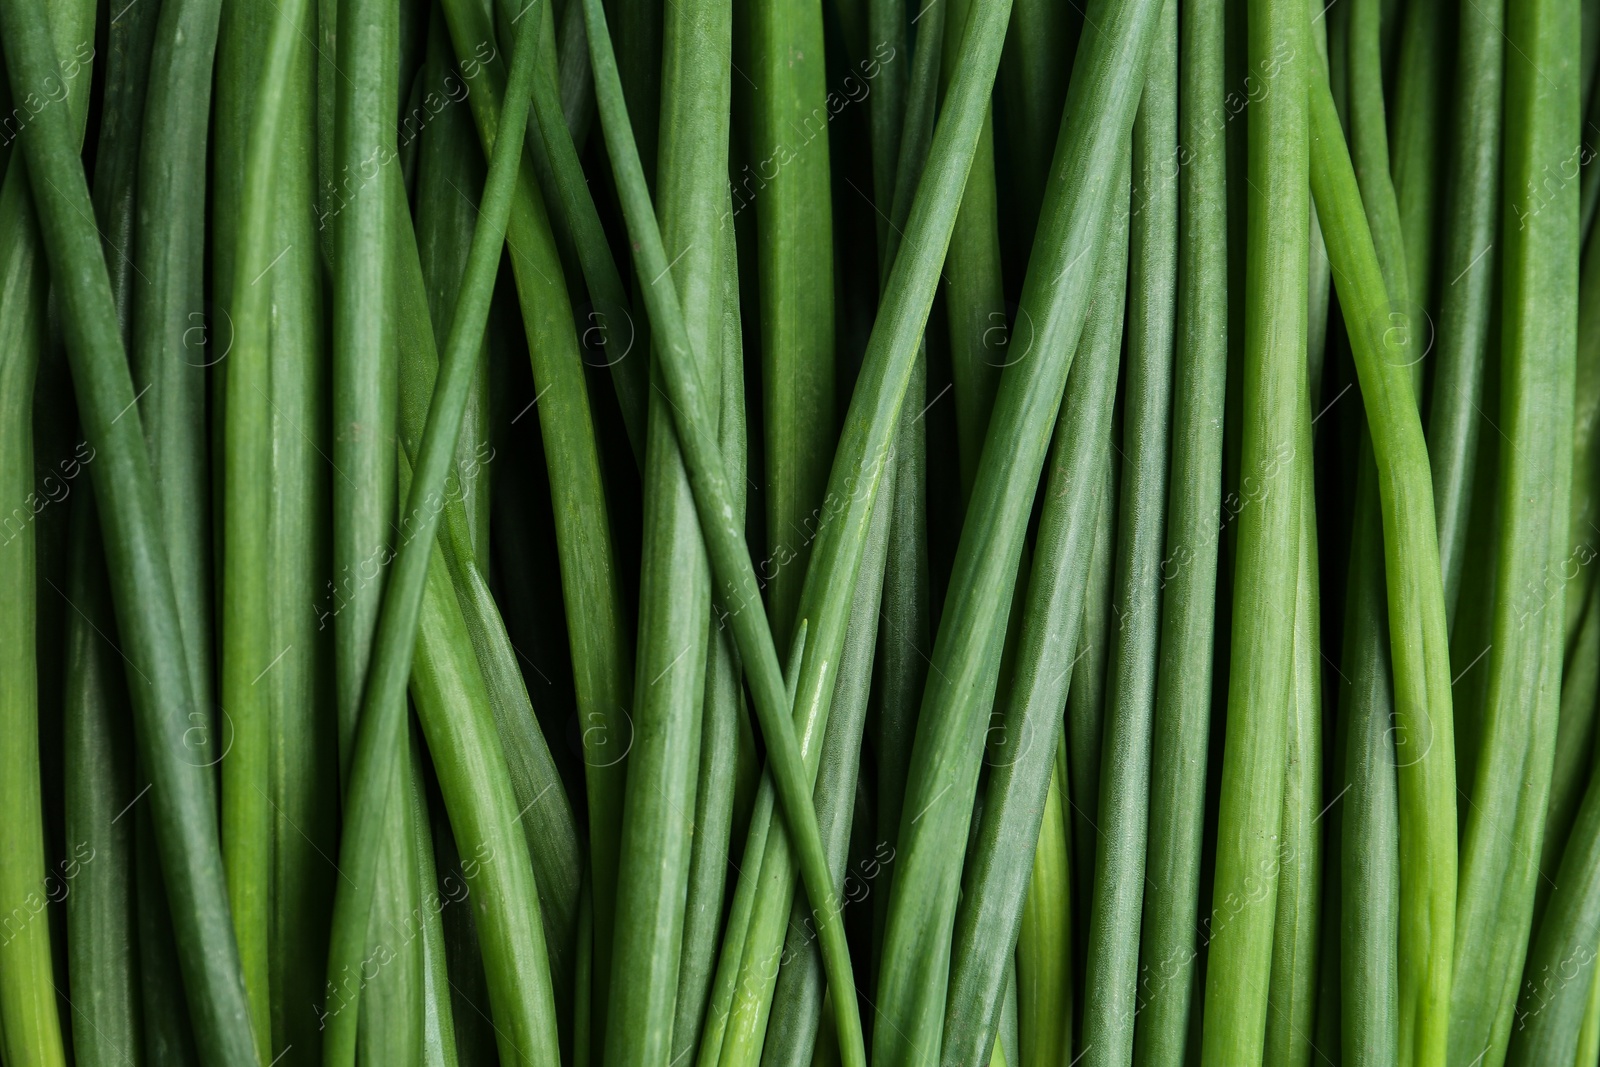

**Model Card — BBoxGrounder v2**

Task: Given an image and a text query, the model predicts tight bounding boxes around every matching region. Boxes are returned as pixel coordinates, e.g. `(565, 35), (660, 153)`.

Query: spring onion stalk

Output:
(433, 3), (636, 1029)
(218, 0), (315, 1033)
(1426, 0), (1503, 623)
(1129, 0), (1226, 1056)
(62, 494), (143, 1067)
(405, 740), (460, 1067)
(694, 632), (805, 1067)
(556, 0), (593, 144)
(132, 0), (225, 768)
(874, 2), (1163, 1063)
(407, 490), (564, 1064)
(1579, 967), (1600, 1067)
(1506, 743), (1600, 1064)
(1080, 7), (1177, 1064)
(1564, 234), (1600, 648)
(751, 0), (835, 655)
(0, 0), (95, 1056)
(673, 254), (749, 1064)
(1386, 0), (1443, 308)
(1197, 0), (1307, 1057)
(760, 479), (892, 1067)
(998, 0), (1077, 246)
(941, 145), (1131, 1067)
(403, 24), (583, 994)
(867, 0), (905, 260)
(1446, 0), (1581, 1054)
(1541, 244), (1600, 903)
(516, 0), (645, 462)
(578, 0), (874, 1059)
(1264, 396), (1323, 1067)
(87, 0), (157, 341)
(602, 0), (730, 1051)
(692, 0), (1019, 1058)
(1070, 444), (1118, 970)
(938, 0), (1005, 501)
(1311, 53), (1464, 1067)
(319, 4), (542, 1064)
(0, 0), (260, 1057)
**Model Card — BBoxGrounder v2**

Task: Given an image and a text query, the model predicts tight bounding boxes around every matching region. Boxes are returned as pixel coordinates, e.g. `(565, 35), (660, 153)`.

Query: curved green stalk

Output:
(1080, 7), (1177, 1063)
(433, 1), (635, 1027)
(1344, 0), (1408, 312)
(1445, 0), (1582, 1057)
(942, 147), (1131, 1067)
(601, 0), (730, 1052)
(319, 7), (543, 1065)
(1130, 0), (1226, 1059)
(1310, 60), (1463, 1067)
(1564, 234), (1600, 649)
(1426, 0), (1503, 624)
(406, 740), (459, 1067)
(1197, 0), (1306, 1057)
(751, 0), (834, 655)
(409, 523), (563, 1065)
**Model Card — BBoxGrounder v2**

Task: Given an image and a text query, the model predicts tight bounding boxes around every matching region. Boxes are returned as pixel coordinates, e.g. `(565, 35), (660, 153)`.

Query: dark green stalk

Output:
(556, 0), (594, 145)
(0, 0), (256, 1056)
(602, 0), (730, 1052)
(866, 0), (905, 257)
(1563, 233), (1600, 650)
(998, 0), (1077, 243)
(1425, 0), (1502, 623)
(1507, 749), (1600, 1064)
(320, 6), (544, 1065)
(1080, 7), (1177, 1063)
(63, 492), (144, 1067)
(751, 0), (835, 655)
(1070, 439), (1118, 970)
(131, 0), (223, 767)
(874, 0), (1164, 1059)
(1446, 0), (1581, 1054)
(938, 0), (1005, 501)
(1130, 0), (1227, 1056)
(941, 145), (1131, 1067)
(1541, 585), (1600, 925)
(87, 0), (158, 342)
(1197, 0), (1306, 1056)
(1386, 0), (1444, 308)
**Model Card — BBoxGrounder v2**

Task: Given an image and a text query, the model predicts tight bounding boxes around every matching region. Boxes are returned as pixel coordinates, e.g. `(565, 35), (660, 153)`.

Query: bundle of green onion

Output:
(0, 0), (1593, 1058)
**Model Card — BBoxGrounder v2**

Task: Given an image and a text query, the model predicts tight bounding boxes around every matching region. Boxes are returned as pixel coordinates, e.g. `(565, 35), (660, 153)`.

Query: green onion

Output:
(1445, 0), (1581, 1054)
